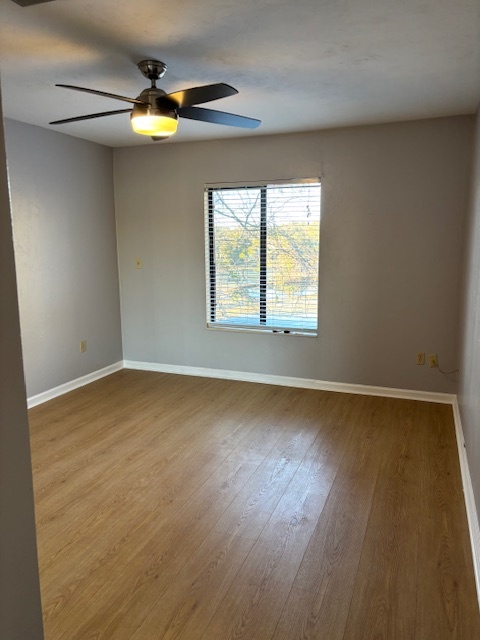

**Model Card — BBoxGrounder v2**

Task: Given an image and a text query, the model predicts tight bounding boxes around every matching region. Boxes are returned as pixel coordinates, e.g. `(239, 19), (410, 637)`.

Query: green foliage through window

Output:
(205, 180), (321, 334)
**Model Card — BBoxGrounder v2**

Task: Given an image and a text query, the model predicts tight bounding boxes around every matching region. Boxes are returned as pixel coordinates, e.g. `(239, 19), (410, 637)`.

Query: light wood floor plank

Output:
(39, 382), (302, 638)
(36, 376), (278, 573)
(341, 399), (420, 640)
(414, 402), (480, 639)
(28, 371), (480, 640)
(270, 395), (393, 640)
(66, 387), (326, 639)
(212, 389), (343, 540)
(129, 531), (258, 640)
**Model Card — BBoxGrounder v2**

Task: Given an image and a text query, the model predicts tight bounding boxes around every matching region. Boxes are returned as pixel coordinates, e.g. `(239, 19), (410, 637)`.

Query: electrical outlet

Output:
(428, 353), (438, 368)
(416, 352), (425, 365)
(135, 258), (143, 269)
(80, 340), (87, 353)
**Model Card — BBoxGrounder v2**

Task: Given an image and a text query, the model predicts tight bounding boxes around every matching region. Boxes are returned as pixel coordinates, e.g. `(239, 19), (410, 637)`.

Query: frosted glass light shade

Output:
(131, 114), (178, 136)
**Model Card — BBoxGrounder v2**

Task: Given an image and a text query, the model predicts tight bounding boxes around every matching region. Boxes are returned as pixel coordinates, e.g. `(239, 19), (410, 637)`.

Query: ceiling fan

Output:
(49, 60), (261, 141)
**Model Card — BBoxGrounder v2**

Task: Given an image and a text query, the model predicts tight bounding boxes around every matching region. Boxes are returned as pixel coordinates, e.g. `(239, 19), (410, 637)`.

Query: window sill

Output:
(206, 324), (317, 337)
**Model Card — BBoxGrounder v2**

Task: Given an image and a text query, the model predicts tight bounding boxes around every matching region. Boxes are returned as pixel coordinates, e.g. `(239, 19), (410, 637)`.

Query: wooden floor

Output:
(29, 370), (480, 640)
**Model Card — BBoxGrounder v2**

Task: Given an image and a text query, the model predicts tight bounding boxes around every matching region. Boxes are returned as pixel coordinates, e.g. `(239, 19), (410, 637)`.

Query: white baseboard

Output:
(123, 360), (455, 404)
(27, 361), (124, 409)
(452, 398), (480, 607)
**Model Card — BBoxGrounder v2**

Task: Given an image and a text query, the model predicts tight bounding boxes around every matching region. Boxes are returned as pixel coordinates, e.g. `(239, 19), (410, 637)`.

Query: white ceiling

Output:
(0, 0), (479, 147)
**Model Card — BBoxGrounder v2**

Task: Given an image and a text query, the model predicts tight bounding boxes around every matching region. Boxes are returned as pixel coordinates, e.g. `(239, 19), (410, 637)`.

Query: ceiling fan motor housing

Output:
(131, 87), (177, 120)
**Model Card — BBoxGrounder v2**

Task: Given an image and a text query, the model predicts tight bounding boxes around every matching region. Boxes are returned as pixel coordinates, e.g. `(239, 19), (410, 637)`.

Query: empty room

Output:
(1, 0), (480, 639)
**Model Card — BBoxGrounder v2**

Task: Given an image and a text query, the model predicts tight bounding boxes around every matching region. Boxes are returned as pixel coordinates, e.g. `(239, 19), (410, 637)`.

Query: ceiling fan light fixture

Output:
(130, 111), (178, 137)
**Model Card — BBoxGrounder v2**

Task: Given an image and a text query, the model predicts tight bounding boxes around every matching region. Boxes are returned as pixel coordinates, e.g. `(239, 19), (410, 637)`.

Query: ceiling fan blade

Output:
(49, 108), (132, 125)
(11, 0), (54, 5)
(56, 84), (147, 106)
(158, 83), (238, 109)
(151, 136), (169, 142)
(178, 106), (261, 129)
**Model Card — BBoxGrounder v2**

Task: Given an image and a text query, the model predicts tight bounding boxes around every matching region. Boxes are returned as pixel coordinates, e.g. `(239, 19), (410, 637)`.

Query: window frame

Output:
(204, 178), (321, 337)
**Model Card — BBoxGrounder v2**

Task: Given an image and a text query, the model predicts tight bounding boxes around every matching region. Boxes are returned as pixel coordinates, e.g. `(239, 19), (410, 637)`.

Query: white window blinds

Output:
(205, 180), (321, 335)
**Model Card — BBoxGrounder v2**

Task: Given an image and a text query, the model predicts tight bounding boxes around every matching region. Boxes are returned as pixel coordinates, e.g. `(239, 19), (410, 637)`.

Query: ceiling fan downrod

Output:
(137, 60), (168, 88)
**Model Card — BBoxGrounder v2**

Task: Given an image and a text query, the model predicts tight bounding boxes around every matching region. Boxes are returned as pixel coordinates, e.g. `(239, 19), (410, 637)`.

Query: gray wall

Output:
(5, 120), (123, 398)
(0, 96), (44, 636)
(459, 107), (480, 517)
(114, 116), (472, 393)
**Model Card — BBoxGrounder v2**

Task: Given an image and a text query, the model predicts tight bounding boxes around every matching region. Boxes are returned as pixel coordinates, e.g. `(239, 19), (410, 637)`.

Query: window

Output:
(205, 179), (321, 335)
